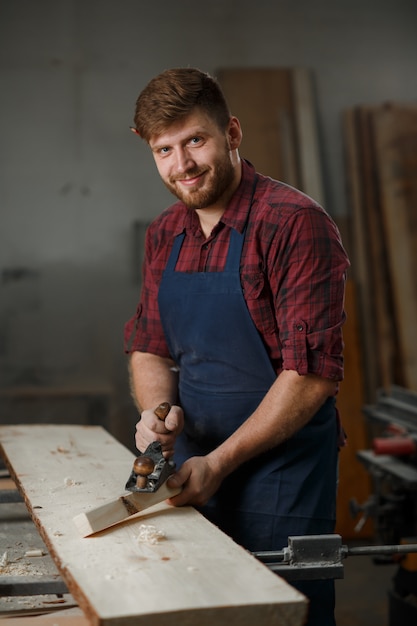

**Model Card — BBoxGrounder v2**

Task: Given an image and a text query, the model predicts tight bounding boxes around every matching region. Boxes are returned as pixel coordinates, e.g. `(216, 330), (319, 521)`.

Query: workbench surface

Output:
(0, 424), (307, 626)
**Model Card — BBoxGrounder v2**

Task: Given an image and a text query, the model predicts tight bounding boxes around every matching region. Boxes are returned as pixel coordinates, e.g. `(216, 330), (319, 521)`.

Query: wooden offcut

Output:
(73, 481), (181, 537)
(0, 425), (307, 626)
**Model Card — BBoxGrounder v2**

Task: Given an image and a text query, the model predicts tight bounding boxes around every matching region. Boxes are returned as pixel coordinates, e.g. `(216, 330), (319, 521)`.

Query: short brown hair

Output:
(133, 68), (231, 142)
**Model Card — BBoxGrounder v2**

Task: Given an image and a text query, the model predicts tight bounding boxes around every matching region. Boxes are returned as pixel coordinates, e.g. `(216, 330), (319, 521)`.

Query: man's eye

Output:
(160, 147), (170, 154)
(190, 137), (201, 145)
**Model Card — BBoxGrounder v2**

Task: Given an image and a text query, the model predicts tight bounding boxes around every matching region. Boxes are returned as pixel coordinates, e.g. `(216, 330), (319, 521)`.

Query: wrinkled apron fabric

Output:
(158, 223), (338, 626)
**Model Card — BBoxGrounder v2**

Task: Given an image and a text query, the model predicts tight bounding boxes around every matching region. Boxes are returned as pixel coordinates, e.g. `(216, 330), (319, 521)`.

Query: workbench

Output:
(0, 424), (307, 626)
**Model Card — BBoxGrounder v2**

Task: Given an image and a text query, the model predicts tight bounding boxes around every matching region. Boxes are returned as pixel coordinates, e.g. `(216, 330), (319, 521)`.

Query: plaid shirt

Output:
(124, 160), (350, 381)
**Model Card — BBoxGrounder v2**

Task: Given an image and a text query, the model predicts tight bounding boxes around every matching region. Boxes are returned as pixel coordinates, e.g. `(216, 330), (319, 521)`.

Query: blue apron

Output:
(157, 209), (338, 625)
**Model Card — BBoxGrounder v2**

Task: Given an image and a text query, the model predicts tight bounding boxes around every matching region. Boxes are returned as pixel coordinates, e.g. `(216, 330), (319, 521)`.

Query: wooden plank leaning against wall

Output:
(372, 104), (417, 392)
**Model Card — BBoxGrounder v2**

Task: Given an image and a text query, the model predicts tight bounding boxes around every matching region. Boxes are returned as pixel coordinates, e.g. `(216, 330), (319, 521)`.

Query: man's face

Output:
(149, 110), (239, 210)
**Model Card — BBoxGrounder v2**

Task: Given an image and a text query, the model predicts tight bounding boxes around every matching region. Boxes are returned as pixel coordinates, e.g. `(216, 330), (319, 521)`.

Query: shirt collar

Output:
(220, 159), (256, 233)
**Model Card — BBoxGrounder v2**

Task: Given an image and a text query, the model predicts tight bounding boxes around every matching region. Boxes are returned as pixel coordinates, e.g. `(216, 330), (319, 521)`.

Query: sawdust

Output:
(0, 553), (44, 577)
(136, 524), (166, 545)
(63, 477), (81, 487)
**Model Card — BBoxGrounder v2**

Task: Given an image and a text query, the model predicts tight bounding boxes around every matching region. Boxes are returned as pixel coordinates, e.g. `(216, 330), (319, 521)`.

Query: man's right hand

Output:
(135, 404), (184, 458)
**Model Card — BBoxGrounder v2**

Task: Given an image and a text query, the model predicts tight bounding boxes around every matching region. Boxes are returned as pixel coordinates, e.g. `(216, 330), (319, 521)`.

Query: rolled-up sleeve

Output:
(275, 207), (349, 381)
(124, 286), (171, 357)
(282, 318), (346, 380)
(123, 226), (171, 357)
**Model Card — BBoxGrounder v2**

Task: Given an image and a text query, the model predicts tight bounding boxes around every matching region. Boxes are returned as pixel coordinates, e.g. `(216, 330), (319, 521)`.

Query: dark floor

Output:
(335, 548), (397, 626)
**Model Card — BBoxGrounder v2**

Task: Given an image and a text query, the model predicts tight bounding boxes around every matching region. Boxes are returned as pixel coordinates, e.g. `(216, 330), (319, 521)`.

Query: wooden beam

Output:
(0, 425), (307, 626)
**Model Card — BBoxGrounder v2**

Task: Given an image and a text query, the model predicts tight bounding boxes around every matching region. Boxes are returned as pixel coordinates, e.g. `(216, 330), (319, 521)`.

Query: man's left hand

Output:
(166, 455), (223, 507)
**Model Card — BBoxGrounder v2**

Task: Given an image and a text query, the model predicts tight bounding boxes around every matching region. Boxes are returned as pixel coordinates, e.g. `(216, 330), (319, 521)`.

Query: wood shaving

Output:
(64, 476), (81, 486)
(24, 549), (44, 557)
(0, 550), (8, 568)
(136, 524), (166, 545)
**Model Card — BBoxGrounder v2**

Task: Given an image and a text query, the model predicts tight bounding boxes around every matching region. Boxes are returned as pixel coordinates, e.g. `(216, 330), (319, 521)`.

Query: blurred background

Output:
(1, 1), (417, 623)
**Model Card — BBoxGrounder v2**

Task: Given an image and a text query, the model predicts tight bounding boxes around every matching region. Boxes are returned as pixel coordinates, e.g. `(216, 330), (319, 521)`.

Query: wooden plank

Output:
(372, 104), (417, 391)
(217, 68), (300, 186)
(343, 108), (379, 401)
(360, 106), (399, 392)
(0, 425), (307, 626)
(335, 279), (373, 539)
(291, 67), (325, 205)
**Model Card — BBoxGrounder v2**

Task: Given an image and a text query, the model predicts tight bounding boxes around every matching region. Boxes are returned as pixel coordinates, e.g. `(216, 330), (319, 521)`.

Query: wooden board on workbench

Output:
(0, 425), (307, 626)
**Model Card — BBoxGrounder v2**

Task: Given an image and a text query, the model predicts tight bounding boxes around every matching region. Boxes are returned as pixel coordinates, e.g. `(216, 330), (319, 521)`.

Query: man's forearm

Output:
(128, 351), (179, 414)
(208, 369), (336, 479)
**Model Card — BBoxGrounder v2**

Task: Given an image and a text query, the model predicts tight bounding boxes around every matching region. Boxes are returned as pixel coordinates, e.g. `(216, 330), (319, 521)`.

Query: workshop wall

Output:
(0, 0), (416, 441)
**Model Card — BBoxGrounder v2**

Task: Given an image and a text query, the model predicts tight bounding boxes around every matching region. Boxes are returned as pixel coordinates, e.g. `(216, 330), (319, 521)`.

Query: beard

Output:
(163, 149), (235, 210)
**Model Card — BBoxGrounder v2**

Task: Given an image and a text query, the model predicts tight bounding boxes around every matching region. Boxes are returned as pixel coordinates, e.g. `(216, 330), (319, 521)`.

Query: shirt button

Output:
(296, 324), (304, 332)
(203, 244), (209, 250)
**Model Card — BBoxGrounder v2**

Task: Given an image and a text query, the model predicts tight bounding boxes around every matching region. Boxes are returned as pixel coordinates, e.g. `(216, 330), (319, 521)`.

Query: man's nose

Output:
(174, 148), (195, 173)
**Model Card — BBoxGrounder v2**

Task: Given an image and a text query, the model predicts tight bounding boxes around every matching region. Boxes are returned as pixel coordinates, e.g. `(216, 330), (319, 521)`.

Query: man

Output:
(124, 67), (349, 625)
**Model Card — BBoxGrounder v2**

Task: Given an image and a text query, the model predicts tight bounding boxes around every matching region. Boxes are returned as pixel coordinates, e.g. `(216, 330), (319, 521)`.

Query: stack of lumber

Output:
(343, 103), (417, 401)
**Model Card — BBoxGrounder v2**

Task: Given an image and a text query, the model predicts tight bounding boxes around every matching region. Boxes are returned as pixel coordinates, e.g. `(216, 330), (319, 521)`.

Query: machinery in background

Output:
(351, 386), (417, 626)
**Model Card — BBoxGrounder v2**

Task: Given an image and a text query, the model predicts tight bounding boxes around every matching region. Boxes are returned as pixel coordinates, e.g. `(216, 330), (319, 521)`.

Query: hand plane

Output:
(73, 402), (181, 537)
(125, 402), (176, 493)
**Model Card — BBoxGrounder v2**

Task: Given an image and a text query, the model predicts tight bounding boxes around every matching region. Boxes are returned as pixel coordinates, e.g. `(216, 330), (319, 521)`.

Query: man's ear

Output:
(227, 116), (243, 151)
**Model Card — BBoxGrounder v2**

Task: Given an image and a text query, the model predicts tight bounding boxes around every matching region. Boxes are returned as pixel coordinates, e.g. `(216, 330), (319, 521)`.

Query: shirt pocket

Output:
(241, 271), (265, 300)
(241, 271), (277, 334)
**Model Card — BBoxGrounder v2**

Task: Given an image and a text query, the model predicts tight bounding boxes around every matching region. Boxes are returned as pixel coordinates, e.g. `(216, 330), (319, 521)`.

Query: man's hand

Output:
(135, 404), (184, 458)
(166, 455), (224, 507)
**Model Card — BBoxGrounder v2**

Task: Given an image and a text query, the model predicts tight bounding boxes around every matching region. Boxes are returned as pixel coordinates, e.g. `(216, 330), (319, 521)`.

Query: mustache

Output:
(169, 168), (206, 183)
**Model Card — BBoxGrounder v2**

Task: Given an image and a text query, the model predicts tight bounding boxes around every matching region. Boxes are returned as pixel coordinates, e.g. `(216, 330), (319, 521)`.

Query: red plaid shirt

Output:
(124, 160), (350, 381)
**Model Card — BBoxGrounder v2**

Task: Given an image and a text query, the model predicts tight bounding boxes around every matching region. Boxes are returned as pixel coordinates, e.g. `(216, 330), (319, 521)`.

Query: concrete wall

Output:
(1, 0), (416, 439)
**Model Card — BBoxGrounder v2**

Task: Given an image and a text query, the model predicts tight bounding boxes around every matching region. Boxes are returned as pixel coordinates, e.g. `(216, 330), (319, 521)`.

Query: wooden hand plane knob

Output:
(131, 403), (171, 489)
(133, 456), (155, 489)
(154, 402), (171, 420)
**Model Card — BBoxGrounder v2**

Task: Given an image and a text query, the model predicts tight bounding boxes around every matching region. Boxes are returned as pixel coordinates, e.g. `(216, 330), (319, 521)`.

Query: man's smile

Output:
(171, 169), (207, 186)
